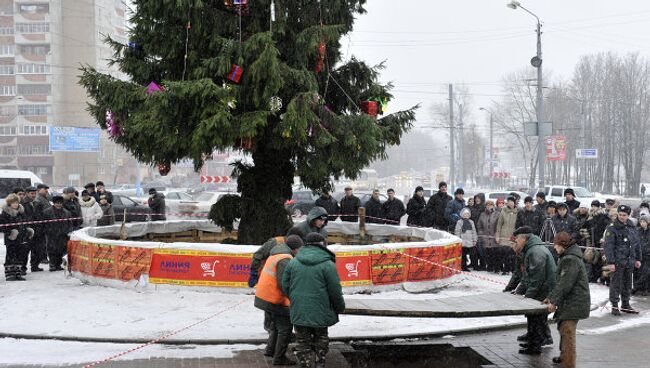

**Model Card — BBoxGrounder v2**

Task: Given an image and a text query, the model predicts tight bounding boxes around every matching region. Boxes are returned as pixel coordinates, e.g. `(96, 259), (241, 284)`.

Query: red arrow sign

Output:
(200, 175), (231, 184)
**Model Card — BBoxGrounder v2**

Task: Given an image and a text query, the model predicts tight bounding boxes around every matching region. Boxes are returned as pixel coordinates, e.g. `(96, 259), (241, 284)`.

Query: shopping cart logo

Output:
(346, 260), (362, 278)
(201, 260), (220, 278)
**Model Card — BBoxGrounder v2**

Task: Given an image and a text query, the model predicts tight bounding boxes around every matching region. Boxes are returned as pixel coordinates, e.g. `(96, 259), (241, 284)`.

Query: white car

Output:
(541, 186), (605, 208)
(481, 191), (530, 208)
(177, 191), (239, 215)
(131, 190), (194, 214)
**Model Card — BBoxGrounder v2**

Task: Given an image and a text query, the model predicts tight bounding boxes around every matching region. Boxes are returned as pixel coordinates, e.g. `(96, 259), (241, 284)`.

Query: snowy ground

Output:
(0, 244), (616, 365)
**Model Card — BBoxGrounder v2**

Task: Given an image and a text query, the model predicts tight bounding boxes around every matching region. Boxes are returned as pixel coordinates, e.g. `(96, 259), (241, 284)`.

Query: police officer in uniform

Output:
(604, 205), (642, 315)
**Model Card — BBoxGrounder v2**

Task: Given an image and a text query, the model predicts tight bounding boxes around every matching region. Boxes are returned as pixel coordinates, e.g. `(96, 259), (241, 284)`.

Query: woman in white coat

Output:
(80, 190), (104, 228)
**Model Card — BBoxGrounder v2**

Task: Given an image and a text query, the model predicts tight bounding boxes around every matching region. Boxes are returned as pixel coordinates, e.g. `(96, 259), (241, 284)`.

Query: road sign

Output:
(490, 172), (510, 179)
(576, 148), (598, 159)
(200, 175), (231, 184)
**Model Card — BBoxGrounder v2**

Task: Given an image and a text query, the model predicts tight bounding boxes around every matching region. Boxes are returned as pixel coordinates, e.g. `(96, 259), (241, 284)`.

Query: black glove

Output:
(248, 268), (259, 288)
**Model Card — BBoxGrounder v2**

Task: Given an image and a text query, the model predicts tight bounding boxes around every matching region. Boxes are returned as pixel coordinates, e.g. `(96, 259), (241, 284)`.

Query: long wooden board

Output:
(343, 292), (548, 318)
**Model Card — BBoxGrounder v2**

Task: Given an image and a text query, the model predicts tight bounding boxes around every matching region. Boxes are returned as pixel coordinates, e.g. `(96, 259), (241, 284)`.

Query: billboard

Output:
(49, 127), (101, 152)
(546, 136), (567, 161)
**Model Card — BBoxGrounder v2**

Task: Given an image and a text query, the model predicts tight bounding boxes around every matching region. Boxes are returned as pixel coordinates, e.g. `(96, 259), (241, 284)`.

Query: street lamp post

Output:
(508, 0), (545, 189)
(479, 107), (494, 188)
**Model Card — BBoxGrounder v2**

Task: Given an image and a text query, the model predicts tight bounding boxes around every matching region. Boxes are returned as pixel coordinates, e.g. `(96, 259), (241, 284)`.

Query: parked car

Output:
(285, 190), (319, 217)
(111, 194), (151, 222)
(482, 191), (530, 208)
(178, 191), (238, 215)
(332, 191), (388, 206)
(540, 185), (605, 208)
(131, 190), (194, 214)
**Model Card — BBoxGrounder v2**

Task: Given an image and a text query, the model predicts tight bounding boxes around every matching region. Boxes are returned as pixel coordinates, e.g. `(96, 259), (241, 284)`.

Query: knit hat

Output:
(305, 233), (326, 247)
(455, 188), (464, 195)
(460, 208), (471, 219)
(5, 193), (20, 205)
(496, 198), (505, 206)
(285, 235), (304, 250)
(640, 215), (650, 225)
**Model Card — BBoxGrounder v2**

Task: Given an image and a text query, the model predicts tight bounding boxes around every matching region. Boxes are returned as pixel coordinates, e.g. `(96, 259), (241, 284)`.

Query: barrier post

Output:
(359, 207), (366, 238)
(119, 208), (128, 240)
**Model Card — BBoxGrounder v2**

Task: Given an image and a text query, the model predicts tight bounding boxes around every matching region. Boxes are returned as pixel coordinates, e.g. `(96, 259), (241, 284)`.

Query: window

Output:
(17, 84), (51, 96)
(0, 106), (16, 116)
(0, 65), (14, 75)
(551, 188), (563, 197)
(22, 125), (47, 135)
(19, 144), (49, 155)
(16, 63), (50, 74)
(0, 126), (17, 135)
(179, 192), (192, 200)
(0, 85), (16, 96)
(0, 44), (15, 56)
(19, 4), (49, 14)
(36, 167), (47, 176)
(15, 22), (50, 33)
(19, 44), (50, 55)
(18, 104), (48, 116)
(0, 179), (31, 198)
(166, 192), (180, 200)
(0, 27), (14, 35)
(0, 146), (17, 155)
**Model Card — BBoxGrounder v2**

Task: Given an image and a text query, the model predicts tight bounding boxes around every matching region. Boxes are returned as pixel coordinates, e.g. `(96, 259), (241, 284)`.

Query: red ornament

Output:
(360, 101), (378, 117)
(227, 64), (243, 83)
(235, 137), (252, 150)
(315, 42), (325, 73)
(157, 162), (171, 176)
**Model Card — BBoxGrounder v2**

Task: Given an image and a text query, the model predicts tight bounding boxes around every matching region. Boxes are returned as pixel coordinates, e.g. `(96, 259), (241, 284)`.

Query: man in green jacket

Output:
(504, 226), (557, 355)
(294, 206), (329, 241)
(544, 232), (591, 368)
(282, 233), (345, 368)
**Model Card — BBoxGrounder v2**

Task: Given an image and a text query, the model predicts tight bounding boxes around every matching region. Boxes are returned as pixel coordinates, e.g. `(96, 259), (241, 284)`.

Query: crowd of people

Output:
(1, 182), (167, 281)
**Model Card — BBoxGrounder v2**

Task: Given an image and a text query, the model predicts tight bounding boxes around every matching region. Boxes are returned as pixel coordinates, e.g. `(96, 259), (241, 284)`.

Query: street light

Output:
(479, 107), (494, 187)
(507, 0), (546, 189)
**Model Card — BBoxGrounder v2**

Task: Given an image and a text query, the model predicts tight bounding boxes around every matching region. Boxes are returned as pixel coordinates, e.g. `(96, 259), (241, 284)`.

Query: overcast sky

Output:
(343, 0), (650, 130)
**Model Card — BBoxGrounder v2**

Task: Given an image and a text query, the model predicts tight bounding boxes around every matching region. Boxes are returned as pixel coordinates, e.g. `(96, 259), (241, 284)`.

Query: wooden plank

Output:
(342, 292), (547, 318)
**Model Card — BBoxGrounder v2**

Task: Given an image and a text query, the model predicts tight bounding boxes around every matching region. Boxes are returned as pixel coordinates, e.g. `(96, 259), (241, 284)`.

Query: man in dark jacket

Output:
(534, 192), (549, 217)
(604, 205), (642, 315)
(1, 194), (34, 281)
(516, 196), (543, 235)
(42, 195), (72, 271)
(427, 182), (452, 230)
(364, 189), (384, 224)
(552, 203), (578, 243)
(32, 183), (51, 267)
(504, 226), (557, 355)
(95, 181), (114, 204)
(282, 233), (345, 368)
(254, 235), (304, 365)
(407, 186), (426, 226)
(84, 182), (98, 201)
(382, 188), (405, 225)
(148, 188), (166, 221)
(470, 193), (486, 225)
(20, 186), (42, 273)
(544, 232), (590, 367)
(62, 187), (82, 230)
(564, 188), (581, 213)
(444, 188), (466, 232)
(294, 207), (328, 243)
(339, 187), (360, 222)
(314, 191), (339, 221)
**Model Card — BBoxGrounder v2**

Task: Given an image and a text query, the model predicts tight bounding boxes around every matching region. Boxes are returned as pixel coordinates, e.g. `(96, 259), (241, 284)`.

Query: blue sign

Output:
(576, 148), (598, 159)
(49, 127), (101, 152)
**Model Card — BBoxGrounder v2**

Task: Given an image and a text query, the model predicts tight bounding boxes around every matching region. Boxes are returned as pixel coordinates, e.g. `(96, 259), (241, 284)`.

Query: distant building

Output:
(0, 0), (133, 185)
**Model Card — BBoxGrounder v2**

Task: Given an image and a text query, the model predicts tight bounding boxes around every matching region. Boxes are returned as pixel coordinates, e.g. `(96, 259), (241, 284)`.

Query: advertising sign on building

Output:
(49, 127), (101, 152)
(546, 136), (567, 161)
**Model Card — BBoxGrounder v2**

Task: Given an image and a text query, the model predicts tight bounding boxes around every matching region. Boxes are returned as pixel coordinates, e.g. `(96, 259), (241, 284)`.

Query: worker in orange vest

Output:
(254, 234), (304, 365)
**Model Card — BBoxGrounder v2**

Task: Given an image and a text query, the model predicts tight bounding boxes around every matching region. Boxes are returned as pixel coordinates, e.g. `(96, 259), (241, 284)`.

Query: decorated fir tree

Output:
(79, 0), (416, 244)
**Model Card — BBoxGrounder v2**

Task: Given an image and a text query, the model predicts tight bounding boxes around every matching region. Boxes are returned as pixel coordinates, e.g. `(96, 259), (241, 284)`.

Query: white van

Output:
(0, 169), (43, 198)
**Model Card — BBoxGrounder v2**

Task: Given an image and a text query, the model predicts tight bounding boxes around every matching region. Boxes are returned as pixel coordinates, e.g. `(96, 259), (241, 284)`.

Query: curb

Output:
(0, 321), (530, 346)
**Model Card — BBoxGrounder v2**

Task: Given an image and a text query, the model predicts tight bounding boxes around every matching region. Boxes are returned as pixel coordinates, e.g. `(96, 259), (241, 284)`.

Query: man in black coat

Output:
(427, 182), (452, 230)
(564, 188), (581, 213)
(42, 195), (72, 271)
(364, 189), (384, 224)
(382, 188), (405, 225)
(516, 196), (544, 235)
(407, 186), (427, 226)
(339, 187), (360, 222)
(20, 186), (42, 272)
(534, 192), (549, 217)
(314, 191), (339, 221)
(62, 187), (82, 230)
(32, 183), (51, 267)
(95, 181), (114, 204)
(148, 188), (167, 221)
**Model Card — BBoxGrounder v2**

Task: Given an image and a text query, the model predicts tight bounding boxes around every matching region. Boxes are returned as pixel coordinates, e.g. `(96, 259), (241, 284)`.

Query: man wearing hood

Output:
(255, 235), (304, 366)
(282, 233), (345, 368)
(504, 226), (557, 356)
(563, 188), (581, 213)
(1, 194), (35, 281)
(445, 188), (466, 232)
(314, 191), (339, 222)
(365, 189), (384, 224)
(427, 182), (452, 230)
(406, 186), (426, 227)
(604, 205), (642, 315)
(294, 207), (328, 241)
(382, 188), (405, 225)
(148, 188), (166, 221)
